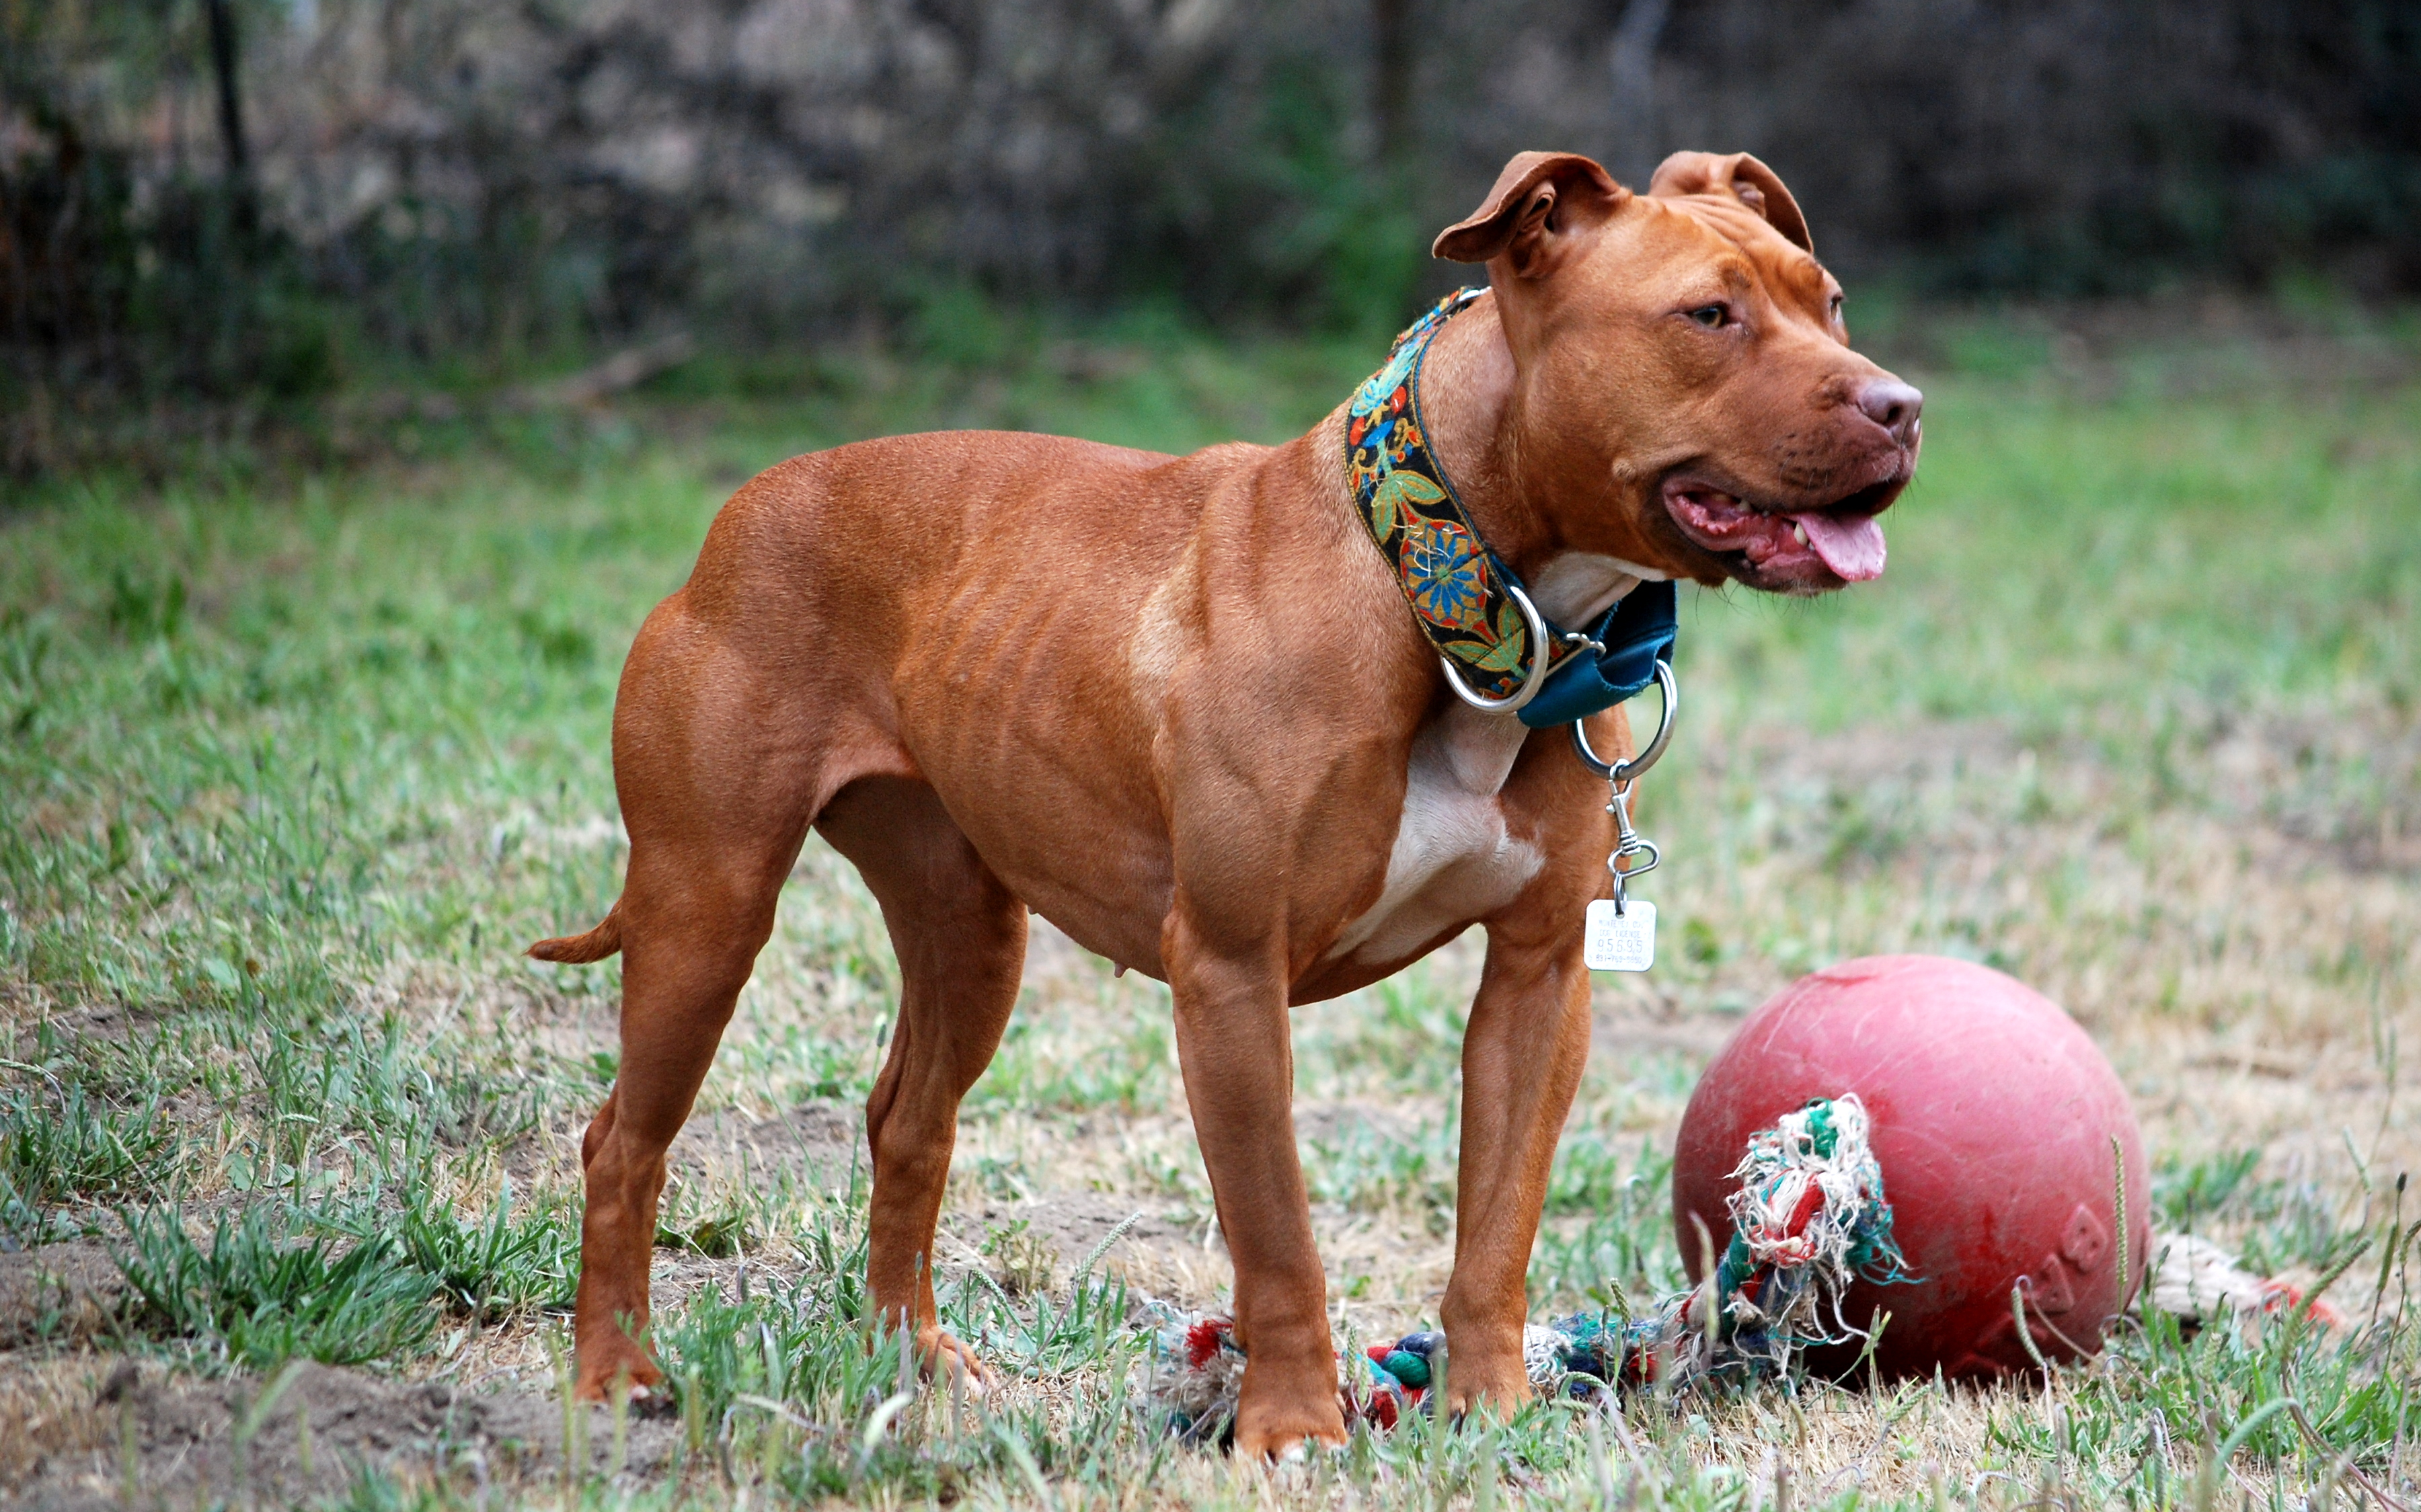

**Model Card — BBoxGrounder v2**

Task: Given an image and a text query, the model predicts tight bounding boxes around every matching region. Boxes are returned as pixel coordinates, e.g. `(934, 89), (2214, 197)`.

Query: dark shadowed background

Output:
(5, 0), (2418, 432)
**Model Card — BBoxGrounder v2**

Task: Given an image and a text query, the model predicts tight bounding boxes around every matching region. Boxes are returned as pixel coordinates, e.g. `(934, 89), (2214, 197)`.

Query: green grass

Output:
(113, 1205), (445, 1370)
(1, 307), (2418, 1507)
(0, 1079), (176, 1226)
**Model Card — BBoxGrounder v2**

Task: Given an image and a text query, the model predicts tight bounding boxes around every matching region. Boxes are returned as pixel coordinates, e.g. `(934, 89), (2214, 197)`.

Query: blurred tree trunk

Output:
(202, 0), (253, 231)
(1373, 0), (1412, 173)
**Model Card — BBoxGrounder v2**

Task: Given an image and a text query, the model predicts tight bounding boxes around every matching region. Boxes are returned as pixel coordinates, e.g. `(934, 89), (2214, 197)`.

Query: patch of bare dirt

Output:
(946, 1189), (1213, 1302)
(1590, 1007), (1736, 1062)
(1292, 1100), (1420, 1147)
(7, 1358), (683, 1511)
(0, 1244), (122, 1349)
(668, 1098), (865, 1194)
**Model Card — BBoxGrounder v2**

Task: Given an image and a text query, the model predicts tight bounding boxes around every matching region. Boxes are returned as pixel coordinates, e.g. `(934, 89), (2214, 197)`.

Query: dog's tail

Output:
(528, 904), (623, 963)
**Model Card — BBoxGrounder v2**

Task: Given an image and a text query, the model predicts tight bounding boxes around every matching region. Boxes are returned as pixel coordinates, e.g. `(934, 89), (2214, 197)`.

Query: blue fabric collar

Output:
(1512, 576), (1677, 729)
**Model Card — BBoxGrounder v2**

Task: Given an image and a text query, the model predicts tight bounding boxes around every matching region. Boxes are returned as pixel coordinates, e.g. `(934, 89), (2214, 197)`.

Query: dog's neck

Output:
(1384, 293), (1663, 796)
(1411, 293), (1664, 628)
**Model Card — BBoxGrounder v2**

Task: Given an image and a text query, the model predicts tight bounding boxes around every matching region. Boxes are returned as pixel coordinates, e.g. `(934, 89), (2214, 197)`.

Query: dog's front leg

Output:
(1440, 914), (1594, 1416)
(1163, 909), (1348, 1458)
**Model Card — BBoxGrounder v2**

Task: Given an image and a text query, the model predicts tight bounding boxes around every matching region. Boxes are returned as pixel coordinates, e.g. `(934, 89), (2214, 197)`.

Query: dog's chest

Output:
(1325, 709), (1543, 965)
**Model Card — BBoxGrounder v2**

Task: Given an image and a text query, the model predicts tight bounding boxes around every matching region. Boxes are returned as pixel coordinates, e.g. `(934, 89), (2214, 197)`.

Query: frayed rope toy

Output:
(1147, 1096), (1911, 1443)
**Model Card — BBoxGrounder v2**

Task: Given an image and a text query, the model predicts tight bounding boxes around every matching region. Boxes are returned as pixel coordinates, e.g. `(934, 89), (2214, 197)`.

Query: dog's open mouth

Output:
(1662, 477), (1897, 590)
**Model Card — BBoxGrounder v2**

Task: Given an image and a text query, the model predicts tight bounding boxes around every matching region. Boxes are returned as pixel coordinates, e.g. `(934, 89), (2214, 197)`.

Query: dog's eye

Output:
(1828, 293), (1845, 319)
(1687, 305), (1728, 329)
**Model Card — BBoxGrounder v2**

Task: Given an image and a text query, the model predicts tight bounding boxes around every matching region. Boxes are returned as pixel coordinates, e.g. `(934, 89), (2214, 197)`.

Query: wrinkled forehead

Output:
(1636, 194), (1834, 307)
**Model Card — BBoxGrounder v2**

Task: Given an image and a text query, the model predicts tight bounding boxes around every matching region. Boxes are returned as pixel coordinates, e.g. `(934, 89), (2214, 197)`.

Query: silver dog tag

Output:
(1584, 900), (1656, 971)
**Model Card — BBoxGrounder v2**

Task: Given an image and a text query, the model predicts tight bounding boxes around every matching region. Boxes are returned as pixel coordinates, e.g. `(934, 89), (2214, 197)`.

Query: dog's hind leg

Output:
(814, 775), (1026, 1386)
(560, 608), (830, 1402)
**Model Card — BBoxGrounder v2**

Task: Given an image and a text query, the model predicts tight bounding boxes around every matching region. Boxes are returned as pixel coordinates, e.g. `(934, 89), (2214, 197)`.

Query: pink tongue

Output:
(1790, 512), (1888, 582)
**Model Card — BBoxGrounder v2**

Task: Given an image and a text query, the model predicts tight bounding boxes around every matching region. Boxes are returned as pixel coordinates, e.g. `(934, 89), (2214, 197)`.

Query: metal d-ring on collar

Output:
(1568, 658), (1679, 785)
(1436, 580), (1553, 714)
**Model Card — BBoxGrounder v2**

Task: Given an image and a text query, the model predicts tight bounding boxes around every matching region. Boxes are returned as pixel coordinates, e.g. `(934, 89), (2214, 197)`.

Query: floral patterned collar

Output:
(1344, 287), (1677, 730)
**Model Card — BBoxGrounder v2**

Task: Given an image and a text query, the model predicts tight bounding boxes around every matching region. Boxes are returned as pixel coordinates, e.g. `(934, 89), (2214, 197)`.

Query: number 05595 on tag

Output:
(1583, 899), (1656, 971)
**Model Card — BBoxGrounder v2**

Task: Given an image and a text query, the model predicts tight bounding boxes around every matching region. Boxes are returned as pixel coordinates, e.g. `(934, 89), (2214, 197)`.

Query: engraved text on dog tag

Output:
(1584, 900), (1656, 971)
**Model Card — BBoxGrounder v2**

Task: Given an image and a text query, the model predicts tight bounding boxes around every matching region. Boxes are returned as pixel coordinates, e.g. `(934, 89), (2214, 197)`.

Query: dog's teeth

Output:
(1793, 522), (1809, 546)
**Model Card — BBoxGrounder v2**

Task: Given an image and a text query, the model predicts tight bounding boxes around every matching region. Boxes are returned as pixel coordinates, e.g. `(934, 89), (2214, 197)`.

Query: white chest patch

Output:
(1323, 559), (1645, 967)
(1327, 706), (1544, 965)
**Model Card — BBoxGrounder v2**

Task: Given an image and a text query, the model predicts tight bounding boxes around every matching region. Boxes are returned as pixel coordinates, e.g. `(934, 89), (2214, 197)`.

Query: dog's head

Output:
(1435, 149), (1921, 594)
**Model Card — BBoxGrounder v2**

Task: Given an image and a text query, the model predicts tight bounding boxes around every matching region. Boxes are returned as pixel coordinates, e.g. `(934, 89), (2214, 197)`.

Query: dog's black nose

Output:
(1857, 379), (1923, 446)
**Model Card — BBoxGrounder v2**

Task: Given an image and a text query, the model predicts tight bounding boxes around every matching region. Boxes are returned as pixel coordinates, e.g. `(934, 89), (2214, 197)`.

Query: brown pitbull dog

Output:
(531, 148), (1921, 1454)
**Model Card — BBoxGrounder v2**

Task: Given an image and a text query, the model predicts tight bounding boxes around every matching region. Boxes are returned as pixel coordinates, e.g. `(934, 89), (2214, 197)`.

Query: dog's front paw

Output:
(1231, 1354), (1348, 1458)
(1438, 1343), (1535, 1422)
(572, 1337), (665, 1404)
(919, 1326), (994, 1396)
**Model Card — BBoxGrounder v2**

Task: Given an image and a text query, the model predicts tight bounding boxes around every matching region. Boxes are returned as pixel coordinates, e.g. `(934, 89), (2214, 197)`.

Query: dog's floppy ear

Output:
(1646, 151), (1813, 255)
(1433, 151), (1627, 277)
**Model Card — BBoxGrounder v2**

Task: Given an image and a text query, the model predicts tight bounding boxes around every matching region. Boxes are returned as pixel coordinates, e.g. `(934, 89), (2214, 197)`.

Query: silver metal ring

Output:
(1438, 581), (1553, 715)
(1570, 658), (1678, 783)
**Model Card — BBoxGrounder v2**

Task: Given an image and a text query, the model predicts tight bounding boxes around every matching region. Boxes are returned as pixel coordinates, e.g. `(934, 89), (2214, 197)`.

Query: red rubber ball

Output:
(1672, 955), (2151, 1378)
